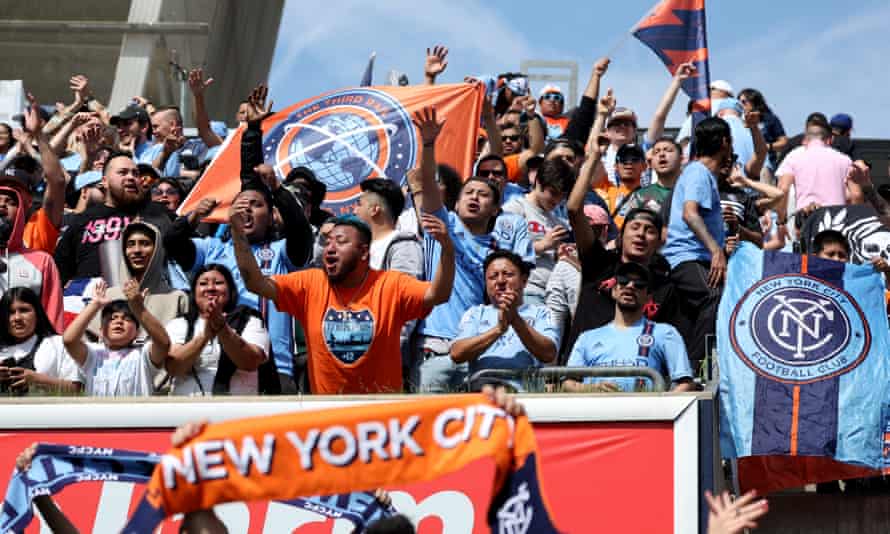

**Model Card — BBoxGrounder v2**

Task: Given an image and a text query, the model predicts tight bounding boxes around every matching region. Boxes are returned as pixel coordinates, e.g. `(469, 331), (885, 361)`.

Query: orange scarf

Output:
(124, 394), (562, 533)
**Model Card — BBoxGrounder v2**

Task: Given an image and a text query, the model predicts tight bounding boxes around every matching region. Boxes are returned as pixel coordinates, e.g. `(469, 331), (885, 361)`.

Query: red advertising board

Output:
(0, 396), (705, 533)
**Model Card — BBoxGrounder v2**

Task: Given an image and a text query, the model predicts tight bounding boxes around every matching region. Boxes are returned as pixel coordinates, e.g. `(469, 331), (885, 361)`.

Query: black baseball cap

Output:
(285, 166), (326, 207)
(622, 207), (663, 231)
(615, 261), (652, 286)
(616, 143), (646, 163)
(360, 178), (405, 218)
(110, 105), (150, 126)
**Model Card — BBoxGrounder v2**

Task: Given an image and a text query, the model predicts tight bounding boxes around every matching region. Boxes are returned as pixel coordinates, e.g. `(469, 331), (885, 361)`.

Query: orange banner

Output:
(179, 84), (484, 221)
(123, 394), (562, 533)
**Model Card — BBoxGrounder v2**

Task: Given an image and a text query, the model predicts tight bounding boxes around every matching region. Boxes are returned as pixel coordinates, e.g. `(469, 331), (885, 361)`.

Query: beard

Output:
(109, 186), (144, 208)
(616, 300), (642, 313)
(325, 253), (361, 285)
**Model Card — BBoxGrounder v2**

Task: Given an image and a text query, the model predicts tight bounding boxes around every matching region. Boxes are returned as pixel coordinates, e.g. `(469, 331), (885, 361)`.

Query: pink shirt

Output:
(777, 140), (852, 208)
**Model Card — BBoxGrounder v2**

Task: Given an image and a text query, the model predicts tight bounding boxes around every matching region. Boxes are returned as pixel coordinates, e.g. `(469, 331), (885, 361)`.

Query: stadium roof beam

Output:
(520, 60), (578, 107)
(0, 20), (209, 35)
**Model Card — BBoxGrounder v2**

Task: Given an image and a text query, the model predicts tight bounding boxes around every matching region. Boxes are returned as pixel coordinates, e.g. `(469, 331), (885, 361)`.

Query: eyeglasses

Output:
(478, 168), (505, 178)
(541, 94), (564, 102)
(502, 134), (521, 142)
(616, 275), (649, 290)
(151, 187), (179, 196)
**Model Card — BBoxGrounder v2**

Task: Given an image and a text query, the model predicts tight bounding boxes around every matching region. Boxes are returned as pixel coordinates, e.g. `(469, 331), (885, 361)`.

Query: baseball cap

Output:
(360, 178), (405, 218)
(616, 144), (646, 163)
(622, 207), (663, 232)
(152, 177), (185, 197)
(2, 155), (41, 191)
(584, 204), (609, 226)
(714, 98), (744, 115)
(74, 170), (102, 191)
(607, 107), (638, 128)
(11, 105), (53, 125)
(538, 84), (563, 99)
(710, 80), (734, 96)
(110, 105), (150, 126)
(137, 163), (160, 181)
(829, 113), (853, 132)
(615, 261), (652, 286)
(285, 166), (326, 207)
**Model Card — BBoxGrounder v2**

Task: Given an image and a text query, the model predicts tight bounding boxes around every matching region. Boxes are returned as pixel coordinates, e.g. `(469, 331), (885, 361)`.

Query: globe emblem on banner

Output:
(729, 274), (870, 384)
(263, 88), (417, 213)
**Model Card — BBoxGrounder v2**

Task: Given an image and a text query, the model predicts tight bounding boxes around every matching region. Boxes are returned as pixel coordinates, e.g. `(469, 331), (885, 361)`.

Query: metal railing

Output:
(467, 366), (668, 393)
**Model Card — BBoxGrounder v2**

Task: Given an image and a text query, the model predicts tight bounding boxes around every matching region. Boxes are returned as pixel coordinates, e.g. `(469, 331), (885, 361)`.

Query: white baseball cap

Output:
(709, 79), (734, 96)
(538, 84), (563, 99)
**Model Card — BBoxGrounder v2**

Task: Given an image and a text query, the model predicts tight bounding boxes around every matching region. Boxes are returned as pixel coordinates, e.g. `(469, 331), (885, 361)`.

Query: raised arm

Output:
(123, 279), (169, 368)
(423, 45), (448, 85)
(744, 111), (768, 180)
(16, 445), (80, 534)
(411, 106), (446, 213)
(646, 63), (695, 144)
(230, 207), (278, 301)
(419, 213), (454, 308)
(188, 68), (223, 148)
(481, 90), (502, 157)
(23, 94), (66, 230)
(166, 318), (214, 377)
(567, 92), (611, 254)
(563, 58), (610, 146)
(63, 281), (111, 366)
(848, 160), (890, 227)
(254, 163), (313, 267)
(517, 96), (546, 173)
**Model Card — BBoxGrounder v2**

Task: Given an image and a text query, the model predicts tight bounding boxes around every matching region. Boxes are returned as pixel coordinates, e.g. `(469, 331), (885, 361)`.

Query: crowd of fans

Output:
(0, 45), (885, 399)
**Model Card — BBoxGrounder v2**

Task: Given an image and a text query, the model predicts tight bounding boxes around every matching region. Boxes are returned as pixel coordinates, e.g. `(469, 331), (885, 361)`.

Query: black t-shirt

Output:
(563, 239), (678, 363)
(54, 200), (174, 284)
(719, 184), (761, 236)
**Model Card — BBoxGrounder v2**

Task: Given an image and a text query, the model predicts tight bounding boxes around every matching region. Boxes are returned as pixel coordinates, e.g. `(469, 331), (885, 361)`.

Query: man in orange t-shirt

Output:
(231, 212), (455, 394)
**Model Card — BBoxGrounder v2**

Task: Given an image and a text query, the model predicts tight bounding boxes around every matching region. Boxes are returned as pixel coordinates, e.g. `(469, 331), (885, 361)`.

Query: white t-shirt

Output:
(369, 230), (399, 270)
(0, 335), (81, 384)
(502, 195), (570, 299)
(79, 342), (160, 397)
(165, 316), (270, 396)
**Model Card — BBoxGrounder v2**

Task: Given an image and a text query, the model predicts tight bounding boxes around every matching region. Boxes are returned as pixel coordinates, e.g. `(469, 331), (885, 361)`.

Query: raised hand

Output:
(171, 420), (207, 447)
(593, 57), (611, 78)
(71, 111), (96, 128)
(674, 62), (697, 80)
(705, 490), (768, 534)
(245, 84), (274, 122)
(163, 126), (186, 154)
(15, 443), (38, 472)
(424, 45), (449, 80)
(480, 384), (526, 417)
(194, 198), (219, 219)
(229, 205), (249, 238)
(92, 279), (112, 308)
(188, 68), (214, 97)
(598, 88), (616, 116)
(131, 96), (152, 109)
(744, 110), (761, 129)
(420, 213), (451, 247)
(123, 279), (148, 308)
(22, 93), (44, 136)
(205, 298), (226, 335)
(412, 106), (446, 146)
(69, 75), (91, 105)
(522, 95), (537, 116)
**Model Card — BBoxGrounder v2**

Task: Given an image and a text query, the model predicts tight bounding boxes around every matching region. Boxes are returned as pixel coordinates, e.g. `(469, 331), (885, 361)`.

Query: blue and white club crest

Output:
(322, 308), (375, 364)
(729, 275), (870, 384)
(263, 88), (417, 214)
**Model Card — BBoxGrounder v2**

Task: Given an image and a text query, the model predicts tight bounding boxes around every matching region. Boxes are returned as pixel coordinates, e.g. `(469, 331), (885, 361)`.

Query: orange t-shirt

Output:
(272, 268), (431, 394)
(595, 184), (637, 228)
(503, 153), (522, 183)
(23, 208), (59, 254)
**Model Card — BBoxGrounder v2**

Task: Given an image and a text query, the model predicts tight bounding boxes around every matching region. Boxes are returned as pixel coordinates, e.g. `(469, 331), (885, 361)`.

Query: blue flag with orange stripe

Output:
(718, 243), (890, 493)
(633, 0), (711, 113)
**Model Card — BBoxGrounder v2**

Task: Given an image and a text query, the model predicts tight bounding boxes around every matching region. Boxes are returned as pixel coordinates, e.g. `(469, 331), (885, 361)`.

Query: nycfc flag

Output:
(179, 83), (484, 221)
(718, 243), (890, 493)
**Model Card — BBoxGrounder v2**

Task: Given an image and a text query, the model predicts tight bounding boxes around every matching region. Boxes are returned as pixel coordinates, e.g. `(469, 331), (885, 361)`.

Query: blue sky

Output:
(267, 0), (889, 138)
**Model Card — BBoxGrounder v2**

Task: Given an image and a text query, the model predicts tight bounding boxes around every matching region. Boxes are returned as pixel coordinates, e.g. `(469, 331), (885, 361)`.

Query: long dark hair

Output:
(0, 287), (57, 345)
(738, 88), (773, 115)
(186, 263), (238, 322)
(0, 123), (14, 151)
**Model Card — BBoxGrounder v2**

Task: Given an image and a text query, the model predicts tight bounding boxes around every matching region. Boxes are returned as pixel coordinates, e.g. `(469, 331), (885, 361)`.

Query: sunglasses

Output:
(152, 186), (179, 196)
(618, 156), (645, 164)
(616, 274), (649, 290)
(541, 94), (564, 102)
(502, 134), (521, 142)
(478, 168), (505, 178)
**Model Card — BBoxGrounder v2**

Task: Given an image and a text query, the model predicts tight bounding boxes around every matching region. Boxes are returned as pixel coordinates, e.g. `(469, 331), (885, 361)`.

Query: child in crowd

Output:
(62, 279), (169, 396)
